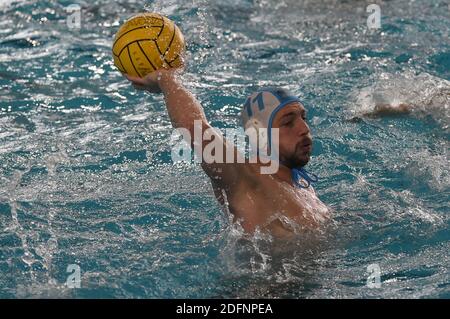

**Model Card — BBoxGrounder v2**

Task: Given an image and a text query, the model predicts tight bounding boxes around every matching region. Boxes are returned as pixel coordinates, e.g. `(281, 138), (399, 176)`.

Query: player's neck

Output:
(275, 163), (295, 185)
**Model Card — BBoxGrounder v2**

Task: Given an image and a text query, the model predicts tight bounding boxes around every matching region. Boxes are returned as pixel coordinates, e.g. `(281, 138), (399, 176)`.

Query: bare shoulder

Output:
(202, 161), (262, 190)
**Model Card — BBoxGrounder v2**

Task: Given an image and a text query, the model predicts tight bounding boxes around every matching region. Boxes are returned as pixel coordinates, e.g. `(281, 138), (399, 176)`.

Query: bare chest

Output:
(215, 178), (330, 230)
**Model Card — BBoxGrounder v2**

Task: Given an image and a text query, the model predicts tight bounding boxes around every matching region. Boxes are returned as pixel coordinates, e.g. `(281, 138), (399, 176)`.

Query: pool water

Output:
(0, 0), (449, 298)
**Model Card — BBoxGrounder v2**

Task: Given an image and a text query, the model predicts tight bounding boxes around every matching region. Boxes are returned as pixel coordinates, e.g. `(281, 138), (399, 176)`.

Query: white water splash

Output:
(351, 71), (450, 127)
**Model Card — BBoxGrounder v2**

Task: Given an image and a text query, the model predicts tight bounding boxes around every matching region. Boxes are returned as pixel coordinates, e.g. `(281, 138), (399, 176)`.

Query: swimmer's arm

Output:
(125, 69), (245, 184)
(363, 103), (413, 117)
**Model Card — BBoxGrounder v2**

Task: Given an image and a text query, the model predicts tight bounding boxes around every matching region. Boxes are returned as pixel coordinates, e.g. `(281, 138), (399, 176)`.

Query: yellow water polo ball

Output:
(112, 13), (185, 77)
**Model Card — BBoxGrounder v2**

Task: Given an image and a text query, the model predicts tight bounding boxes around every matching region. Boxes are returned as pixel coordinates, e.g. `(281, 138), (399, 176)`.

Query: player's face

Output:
(272, 102), (312, 168)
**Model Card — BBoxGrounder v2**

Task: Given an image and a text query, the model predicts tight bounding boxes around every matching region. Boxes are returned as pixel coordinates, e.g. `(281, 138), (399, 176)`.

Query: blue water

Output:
(0, 0), (449, 298)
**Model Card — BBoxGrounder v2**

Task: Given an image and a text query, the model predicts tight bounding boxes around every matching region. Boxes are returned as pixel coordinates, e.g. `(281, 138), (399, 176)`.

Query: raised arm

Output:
(125, 69), (245, 185)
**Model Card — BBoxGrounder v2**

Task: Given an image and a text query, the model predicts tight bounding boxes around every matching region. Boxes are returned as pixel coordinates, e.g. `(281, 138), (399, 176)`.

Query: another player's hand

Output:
(124, 67), (183, 94)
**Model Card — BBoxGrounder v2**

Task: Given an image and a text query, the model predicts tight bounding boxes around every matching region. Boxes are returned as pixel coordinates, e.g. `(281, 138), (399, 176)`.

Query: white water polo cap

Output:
(240, 88), (301, 153)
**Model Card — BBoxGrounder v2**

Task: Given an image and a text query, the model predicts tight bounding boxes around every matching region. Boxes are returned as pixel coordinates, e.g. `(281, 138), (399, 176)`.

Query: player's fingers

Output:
(132, 83), (147, 91)
(125, 74), (146, 85)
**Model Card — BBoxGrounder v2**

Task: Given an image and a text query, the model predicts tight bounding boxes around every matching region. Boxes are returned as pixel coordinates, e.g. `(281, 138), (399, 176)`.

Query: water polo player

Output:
(125, 69), (330, 236)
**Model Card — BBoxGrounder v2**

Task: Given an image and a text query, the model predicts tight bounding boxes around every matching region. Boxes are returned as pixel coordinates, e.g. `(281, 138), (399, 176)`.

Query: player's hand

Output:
(124, 67), (183, 94)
